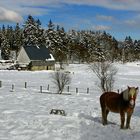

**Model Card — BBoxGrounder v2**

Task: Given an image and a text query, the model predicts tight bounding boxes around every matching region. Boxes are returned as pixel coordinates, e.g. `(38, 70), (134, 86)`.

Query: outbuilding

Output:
(17, 45), (55, 70)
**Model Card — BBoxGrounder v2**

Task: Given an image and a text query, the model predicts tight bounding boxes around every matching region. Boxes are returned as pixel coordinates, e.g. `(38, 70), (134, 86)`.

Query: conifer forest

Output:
(0, 15), (140, 63)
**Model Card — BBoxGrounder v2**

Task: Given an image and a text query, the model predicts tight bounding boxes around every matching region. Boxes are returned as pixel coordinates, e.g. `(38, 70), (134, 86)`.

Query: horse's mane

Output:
(121, 89), (129, 101)
(121, 87), (138, 101)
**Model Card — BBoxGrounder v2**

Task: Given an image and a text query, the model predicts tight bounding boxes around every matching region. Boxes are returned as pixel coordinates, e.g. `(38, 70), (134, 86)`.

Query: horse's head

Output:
(122, 86), (138, 107)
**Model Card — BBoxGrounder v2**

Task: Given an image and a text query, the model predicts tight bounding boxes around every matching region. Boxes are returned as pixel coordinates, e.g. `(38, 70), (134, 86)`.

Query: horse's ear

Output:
(136, 87), (139, 93)
(127, 86), (131, 91)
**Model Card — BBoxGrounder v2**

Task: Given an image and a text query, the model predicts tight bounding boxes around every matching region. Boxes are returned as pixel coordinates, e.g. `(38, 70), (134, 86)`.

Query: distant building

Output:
(17, 45), (55, 70)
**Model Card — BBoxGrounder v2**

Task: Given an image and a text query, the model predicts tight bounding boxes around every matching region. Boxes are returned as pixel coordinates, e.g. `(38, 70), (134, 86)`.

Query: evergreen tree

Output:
(23, 15), (44, 46)
(91, 31), (115, 62)
(133, 40), (140, 60)
(55, 25), (68, 68)
(13, 23), (23, 54)
(45, 19), (57, 51)
(110, 37), (118, 62)
(72, 30), (96, 62)
(45, 20), (68, 68)
(67, 29), (82, 62)
(123, 36), (134, 62)
(1, 34), (10, 60)
(6, 25), (14, 50)
(2, 25), (6, 35)
(0, 28), (2, 49)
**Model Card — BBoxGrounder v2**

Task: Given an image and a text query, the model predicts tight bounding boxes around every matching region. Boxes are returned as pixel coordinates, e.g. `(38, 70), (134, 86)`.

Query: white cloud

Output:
(123, 13), (140, 27)
(0, 0), (140, 23)
(124, 20), (137, 26)
(60, 0), (140, 11)
(92, 25), (111, 31)
(1, 0), (140, 14)
(0, 7), (23, 23)
(96, 15), (114, 21)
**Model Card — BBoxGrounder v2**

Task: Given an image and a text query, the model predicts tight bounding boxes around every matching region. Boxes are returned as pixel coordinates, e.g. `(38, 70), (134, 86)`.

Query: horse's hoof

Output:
(103, 122), (107, 125)
(120, 126), (124, 129)
(125, 126), (131, 129)
(120, 128), (125, 129)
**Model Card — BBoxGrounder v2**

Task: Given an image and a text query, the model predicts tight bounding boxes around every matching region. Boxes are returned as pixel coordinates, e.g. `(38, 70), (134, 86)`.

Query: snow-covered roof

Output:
(46, 54), (55, 61)
(23, 45), (55, 61)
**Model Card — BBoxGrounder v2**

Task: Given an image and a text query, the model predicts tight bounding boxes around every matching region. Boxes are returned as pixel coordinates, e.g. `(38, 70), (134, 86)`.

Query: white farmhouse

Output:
(17, 45), (55, 70)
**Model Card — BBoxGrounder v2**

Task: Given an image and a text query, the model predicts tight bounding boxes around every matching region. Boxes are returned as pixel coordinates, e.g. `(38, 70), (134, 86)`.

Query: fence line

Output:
(0, 80), (95, 95)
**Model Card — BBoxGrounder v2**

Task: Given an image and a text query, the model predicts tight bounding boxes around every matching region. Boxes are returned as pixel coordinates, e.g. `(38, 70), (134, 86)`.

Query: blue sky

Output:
(0, 0), (140, 40)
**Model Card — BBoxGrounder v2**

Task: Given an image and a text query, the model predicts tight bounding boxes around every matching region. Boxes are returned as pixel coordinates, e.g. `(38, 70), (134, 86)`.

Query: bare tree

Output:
(90, 61), (118, 92)
(51, 71), (71, 94)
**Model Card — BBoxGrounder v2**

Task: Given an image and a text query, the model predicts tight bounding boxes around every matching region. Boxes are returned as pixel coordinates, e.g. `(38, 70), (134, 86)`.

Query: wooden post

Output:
(0, 81), (1, 88)
(87, 88), (89, 94)
(47, 84), (49, 91)
(67, 86), (69, 92)
(76, 88), (78, 94)
(11, 84), (14, 92)
(40, 86), (42, 93)
(25, 82), (27, 88)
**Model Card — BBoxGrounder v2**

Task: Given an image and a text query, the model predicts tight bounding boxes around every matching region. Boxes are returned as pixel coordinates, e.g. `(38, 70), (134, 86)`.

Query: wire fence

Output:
(0, 80), (96, 95)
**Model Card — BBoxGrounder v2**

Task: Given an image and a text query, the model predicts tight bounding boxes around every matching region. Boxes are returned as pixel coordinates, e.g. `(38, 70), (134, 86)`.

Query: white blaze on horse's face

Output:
(130, 92), (135, 106)
(128, 87), (138, 107)
(129, 99), (134, 106)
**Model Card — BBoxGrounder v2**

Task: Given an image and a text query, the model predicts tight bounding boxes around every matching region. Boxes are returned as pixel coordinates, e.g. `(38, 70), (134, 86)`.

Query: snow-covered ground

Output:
(0, 62), (140, 140)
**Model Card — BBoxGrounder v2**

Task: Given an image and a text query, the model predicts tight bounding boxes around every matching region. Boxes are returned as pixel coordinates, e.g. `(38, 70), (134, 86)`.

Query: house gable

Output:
(17, 47), (30, 64)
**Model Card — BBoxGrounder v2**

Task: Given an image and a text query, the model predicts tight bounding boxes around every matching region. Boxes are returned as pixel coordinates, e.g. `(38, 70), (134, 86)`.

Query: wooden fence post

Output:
(40, 86), (42, 93)
(87, 88), (89, 94)
(47, 84), (49, 91)
(76, 88), (78, 94)
(11, 84), (14, 92)
(0, 81), (2, 88)
(67, 86), (69, 92)
(25, 82), (27, 88)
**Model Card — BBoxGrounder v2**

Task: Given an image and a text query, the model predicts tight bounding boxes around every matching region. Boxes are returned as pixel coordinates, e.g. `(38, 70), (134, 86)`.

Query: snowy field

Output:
(0, 62), (140, 140)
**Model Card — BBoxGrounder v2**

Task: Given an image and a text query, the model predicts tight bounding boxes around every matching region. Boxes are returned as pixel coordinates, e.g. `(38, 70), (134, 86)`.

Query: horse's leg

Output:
(126, 111), (133, 129)
(101, 107), (108, 125)
(120, 111), (125, 129)
(101, 109), (109, 125)
(100, 95), (107, 125)
(105, 109), (109, 124)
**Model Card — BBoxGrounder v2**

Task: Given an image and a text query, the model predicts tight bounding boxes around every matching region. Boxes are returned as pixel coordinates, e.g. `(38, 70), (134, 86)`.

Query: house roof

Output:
(23, 45), (55, 61)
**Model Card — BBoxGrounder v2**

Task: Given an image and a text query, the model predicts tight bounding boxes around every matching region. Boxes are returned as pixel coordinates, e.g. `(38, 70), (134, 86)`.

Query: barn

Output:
(17, 45), (55, 70)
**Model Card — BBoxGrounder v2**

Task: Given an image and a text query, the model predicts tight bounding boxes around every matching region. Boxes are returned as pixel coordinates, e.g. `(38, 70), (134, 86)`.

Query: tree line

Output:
(0, 15), (140, 63)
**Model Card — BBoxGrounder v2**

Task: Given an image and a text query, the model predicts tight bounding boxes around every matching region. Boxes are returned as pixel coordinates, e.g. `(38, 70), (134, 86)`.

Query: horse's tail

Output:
(100, 93), (106, 109)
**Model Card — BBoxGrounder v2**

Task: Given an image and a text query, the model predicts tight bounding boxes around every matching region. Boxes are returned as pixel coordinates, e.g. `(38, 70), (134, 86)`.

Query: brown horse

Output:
(100, 86), (138, 129)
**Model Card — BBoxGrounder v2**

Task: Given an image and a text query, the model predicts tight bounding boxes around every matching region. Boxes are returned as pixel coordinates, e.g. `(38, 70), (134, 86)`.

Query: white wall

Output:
(17, 47), (30, 64)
